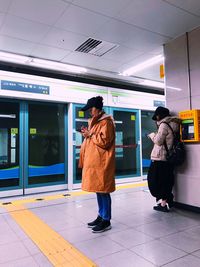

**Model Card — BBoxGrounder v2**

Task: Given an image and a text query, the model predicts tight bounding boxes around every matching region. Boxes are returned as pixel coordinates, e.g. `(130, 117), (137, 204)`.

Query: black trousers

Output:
(147, 161), (174, 206)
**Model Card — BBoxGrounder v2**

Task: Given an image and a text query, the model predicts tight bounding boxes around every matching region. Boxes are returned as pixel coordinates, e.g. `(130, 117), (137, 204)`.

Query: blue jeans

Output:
(96, 193), (111, 221)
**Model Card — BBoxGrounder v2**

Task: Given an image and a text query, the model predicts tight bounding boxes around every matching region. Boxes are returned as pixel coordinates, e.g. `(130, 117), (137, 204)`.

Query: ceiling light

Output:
(167, 86), (182, 91)
(0, 51), (87, 74)
(139, 80), (164, 88)
(0, 51), (30, 64)
(31, 58), (87, 74)
(122, 55), (164, 76)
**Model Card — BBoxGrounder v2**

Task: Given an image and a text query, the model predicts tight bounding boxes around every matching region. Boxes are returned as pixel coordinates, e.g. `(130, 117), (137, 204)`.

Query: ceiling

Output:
(0, 0), (200, 90)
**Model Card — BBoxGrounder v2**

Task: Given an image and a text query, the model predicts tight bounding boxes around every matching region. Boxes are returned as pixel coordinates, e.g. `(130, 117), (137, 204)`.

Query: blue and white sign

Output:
(1, 80), (49, 95)
(153, 100), (165, 107)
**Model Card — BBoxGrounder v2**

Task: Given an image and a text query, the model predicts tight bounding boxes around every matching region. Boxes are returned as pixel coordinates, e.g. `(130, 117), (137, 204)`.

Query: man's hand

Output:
(82, 129), (90, 138)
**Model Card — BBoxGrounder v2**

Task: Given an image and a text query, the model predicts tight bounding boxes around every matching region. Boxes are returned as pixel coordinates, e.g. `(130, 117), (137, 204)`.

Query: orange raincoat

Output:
(79, 113), (115, 193)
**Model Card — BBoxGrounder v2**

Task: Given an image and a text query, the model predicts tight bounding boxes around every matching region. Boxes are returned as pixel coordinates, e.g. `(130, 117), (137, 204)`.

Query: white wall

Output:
(164, 30), (200, 208)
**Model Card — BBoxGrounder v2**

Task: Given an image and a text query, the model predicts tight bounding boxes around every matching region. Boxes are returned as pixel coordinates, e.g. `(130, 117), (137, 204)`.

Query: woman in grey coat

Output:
(147, 106), (181, 212)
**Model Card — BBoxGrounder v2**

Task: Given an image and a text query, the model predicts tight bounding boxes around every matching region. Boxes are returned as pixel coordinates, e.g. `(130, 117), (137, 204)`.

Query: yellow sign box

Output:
(160, 64), (165, 79)
(179, 109), (200, 142)
(11, 128), (18, 134)
(30, 128), (37, 135)
(78, 111), (84, 118)
(131, 115), (136, 121)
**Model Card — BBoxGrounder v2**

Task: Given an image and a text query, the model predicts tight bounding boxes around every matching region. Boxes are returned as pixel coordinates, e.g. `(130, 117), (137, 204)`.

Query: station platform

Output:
(0, 182), (200, 267)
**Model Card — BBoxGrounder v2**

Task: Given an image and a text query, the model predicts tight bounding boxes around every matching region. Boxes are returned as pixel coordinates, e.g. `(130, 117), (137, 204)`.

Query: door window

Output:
(141, 111), (156, 174)
(28, 103), (65, 185)
(0, 102), (20, 188)
(113, 110), (140, 178)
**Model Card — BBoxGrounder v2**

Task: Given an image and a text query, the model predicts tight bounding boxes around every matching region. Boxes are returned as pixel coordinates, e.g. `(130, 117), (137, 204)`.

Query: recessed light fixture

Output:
(122, 55), (164, 76)
(0, 51), (30, 64)
(167, 86), (182, 91)
(139, 80), (164, 88)
(31, 58), (87, 74)
(0, 51), (87, 74)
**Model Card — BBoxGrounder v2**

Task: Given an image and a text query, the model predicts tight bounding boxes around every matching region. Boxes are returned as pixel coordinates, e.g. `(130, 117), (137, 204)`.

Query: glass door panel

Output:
(73, 105), (110, 183)
(112, 109), (141, 178)
(0, 101), (20, 189)
(28, 103), (65, 186)
(141, 111), (156, 174)
(73, 105), (90, 183)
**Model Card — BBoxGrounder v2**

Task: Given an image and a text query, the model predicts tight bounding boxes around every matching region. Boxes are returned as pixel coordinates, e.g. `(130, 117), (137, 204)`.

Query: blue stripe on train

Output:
(0, 163), (64, 179)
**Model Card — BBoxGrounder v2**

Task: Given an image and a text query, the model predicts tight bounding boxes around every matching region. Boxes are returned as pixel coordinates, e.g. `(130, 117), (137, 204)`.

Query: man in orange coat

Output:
(79, 96), (116, 233)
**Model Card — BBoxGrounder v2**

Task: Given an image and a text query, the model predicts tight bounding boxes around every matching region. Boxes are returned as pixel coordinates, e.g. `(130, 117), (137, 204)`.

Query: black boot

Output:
(87, 216), (102, 228)
(92, 220), (111, 233)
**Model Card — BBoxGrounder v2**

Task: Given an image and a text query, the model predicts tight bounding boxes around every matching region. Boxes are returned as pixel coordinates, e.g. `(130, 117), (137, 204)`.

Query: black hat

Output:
(152, 106), (170, 120)
(81, 96), (103, 111)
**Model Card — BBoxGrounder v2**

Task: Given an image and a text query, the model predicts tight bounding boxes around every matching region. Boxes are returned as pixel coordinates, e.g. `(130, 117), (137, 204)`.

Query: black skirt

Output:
(147, 161), (174, 202)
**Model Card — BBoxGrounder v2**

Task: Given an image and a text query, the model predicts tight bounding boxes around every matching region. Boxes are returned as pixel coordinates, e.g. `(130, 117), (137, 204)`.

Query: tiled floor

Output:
(0, 186), (200, 266)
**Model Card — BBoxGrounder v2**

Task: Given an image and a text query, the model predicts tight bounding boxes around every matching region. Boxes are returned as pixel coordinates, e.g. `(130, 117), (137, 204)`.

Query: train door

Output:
(0, 100), (68, 197)
(72, 104), (141, 187)
(110, 107), (141, 181)
(72, 104), (109, 188)
(25, 102), (67, 194)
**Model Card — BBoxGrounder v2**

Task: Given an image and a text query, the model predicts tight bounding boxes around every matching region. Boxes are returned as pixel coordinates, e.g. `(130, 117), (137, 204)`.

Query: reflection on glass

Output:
(28, 103), (65, 185)
(0, 102), (19, 188)
(0, 129), (8, 164)
(141, 111), (156, 174)
(74, 106), (90, 182)
(114, 110), (140, 177)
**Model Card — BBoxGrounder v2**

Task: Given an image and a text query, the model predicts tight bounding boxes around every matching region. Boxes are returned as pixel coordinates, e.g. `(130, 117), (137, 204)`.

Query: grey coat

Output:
(148, 116), (181, 161)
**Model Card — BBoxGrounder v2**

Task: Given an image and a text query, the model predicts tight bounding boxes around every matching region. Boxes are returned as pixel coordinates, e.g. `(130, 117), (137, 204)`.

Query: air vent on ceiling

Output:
(75, 38), (118, 57)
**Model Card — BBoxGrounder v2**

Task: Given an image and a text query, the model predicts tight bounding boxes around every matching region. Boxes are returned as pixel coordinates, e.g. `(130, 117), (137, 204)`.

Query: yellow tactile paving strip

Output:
(6, 204), (97, 267)
(2, 182), (147, 267)
(0, 181), (147, 207)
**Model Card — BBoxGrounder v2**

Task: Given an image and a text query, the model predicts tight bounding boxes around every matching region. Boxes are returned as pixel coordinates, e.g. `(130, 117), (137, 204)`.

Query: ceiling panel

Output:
(89, 57), (123, 72)
(125, 28), (170, 52)
(149, 47), (164, 55)
(0, 35), (36, 54)
(30, 44), (71, 61)
(0, 15), (50, 43)
(8, 0), (69, 26)
(93, 18), (170, 53)
(134, 63), (163, 81)
(61, 51), (97, 67)
(40, 27), (88, 51)
(73, 0), (131, 17)
(164, 0), (200, 17)
(117, 0), (200, 37)
(119, 53), (163, 73)
(93, 19), (141, 46)
(103, 45), (143, 64)
(0, 0), (12, 13)
(55, 5), (109, 36)
(0, 0), (199, 85)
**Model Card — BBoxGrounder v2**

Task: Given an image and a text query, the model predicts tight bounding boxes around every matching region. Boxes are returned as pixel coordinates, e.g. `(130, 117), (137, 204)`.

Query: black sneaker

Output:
(92, 220), (111, 233)
(168, 201), (174, 209)
(87, 216), (102, 228)
(153, 203), (169, 212)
